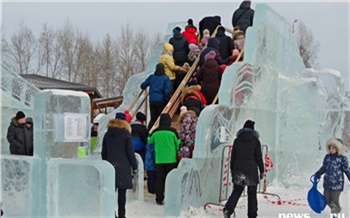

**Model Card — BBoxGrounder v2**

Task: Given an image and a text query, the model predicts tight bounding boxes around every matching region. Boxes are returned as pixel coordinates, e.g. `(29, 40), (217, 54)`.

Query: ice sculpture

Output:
(1, 64), (39, 154)
(164, 3), (349, 216)
(1, 90), (116, 217)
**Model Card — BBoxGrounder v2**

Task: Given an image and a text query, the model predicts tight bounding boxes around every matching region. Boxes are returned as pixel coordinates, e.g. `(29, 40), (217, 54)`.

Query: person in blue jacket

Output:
(140, 63), (170, 130)
(315, 138), (350, 214)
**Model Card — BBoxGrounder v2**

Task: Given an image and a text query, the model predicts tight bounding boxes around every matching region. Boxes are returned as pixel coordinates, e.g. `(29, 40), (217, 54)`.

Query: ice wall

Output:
(1, 64), (39, 154)
(1, 90), (117, 217)
(164, 3), (348, 216)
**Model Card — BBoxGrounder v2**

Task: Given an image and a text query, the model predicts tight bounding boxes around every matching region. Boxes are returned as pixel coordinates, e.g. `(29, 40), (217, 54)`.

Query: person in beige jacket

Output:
(159, 42), (181, 93)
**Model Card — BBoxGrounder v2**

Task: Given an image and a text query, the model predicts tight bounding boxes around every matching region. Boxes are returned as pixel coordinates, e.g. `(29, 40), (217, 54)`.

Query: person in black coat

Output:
(169, 27), (190, 66)
(25, 117), (34, 156)
(224, 120), (264, 218)
(199, 16), (221, 40)
(131, 112), (149, 163)
(215, 26), (235, 60)
(7, 111), (29, 155)
(232, 0), (255, 33)
(102, 112), (138, 218)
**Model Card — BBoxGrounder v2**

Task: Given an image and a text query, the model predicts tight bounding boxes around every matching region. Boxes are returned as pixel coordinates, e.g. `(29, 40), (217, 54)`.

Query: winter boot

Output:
(223, 209), (231, 218)
(118, 209), (126, 218)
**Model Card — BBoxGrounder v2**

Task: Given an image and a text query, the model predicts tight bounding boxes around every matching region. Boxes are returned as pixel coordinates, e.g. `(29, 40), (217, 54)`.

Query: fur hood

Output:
(10, 117), (20, 127)
(107, 119), (131, 133)
(326, 138), (344, 155)
(177, 110), (196, 124)
(181, 86), (201, 104)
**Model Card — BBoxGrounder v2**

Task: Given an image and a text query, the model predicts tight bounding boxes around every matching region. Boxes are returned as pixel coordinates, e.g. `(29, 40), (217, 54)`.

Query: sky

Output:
(2, 0), (349, 89)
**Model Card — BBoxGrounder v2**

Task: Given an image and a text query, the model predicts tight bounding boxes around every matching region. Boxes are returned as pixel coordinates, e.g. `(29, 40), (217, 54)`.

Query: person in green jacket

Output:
(147, 113), (180, 205)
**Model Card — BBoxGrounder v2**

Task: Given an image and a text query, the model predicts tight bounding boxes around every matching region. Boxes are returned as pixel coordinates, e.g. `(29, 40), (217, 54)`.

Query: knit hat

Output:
(180, 106), (188, 115)
(173, 26), (181, 34)
(187, 19), (193, 26)
(124, 110), (132, 123)
(136, 112), (146, 122)
(243, 120), (255, 130)
(203, 29), (210, 38)
(115, 112), (126, 121)
(16, 111), (25, 120)
(204, 51), (216, 61)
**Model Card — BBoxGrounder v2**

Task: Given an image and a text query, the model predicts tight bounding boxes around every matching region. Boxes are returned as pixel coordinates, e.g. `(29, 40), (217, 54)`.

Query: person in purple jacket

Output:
(315, 138), (350, 214)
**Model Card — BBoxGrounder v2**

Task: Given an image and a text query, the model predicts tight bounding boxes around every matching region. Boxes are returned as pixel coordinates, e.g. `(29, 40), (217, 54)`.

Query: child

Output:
(315, 138), (350, 214)
(199, 29), (210, 50)
(177, 106), (198, 160)
(145, 143), (156, 194)
(131, 112), (149, 164)
(187, 39), (201, 65)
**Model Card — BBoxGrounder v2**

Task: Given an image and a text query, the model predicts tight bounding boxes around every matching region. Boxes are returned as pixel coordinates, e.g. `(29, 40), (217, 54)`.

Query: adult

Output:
(24, 117), (34, 156)
(169, 26), (190, 66)
(232, 0), (255, 33)
(198, 16), (221, 40)
(101, 112), (138, 218)
(195, 51), (223, 104)
(7, 111), (29, 155)
(182, 19), (198, 45)
(223, 120), (264, 218)
(215, 26), (235, 60)
(199, 38), (231, 67)
(140, 63), (170, 130)
(147, 113), (180, 205)
(159, 42), (181, 93)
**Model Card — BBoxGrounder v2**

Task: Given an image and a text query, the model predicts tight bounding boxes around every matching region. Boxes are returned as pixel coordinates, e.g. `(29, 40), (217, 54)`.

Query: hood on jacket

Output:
(240, 1), (251, 9)
(154, 63), (165, 76)
(174, 32), (183, 40)
(215, 26), (226, 37)
(159, 113), (171, 127)
(326, 138), (344, 155)
(181, 87), (201, 104)
(107, 119), (131, 133)
(10, 117), (21, 127)
(163, 42), (174, 53)
(207, 38), (220, 49)
(236, 128), (259, 139)
(185, 26), (197, 34)
(203, 58), (219, 68)
(25, 117), (33, 125)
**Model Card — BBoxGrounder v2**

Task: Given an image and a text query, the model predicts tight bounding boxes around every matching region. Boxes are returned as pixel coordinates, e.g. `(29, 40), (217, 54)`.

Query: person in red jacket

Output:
(182, 19), (198, 45)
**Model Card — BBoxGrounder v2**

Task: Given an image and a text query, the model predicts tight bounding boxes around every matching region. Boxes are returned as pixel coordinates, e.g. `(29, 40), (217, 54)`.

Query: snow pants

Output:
(224, 184), (258, 218)
(324, 189), (342, 213)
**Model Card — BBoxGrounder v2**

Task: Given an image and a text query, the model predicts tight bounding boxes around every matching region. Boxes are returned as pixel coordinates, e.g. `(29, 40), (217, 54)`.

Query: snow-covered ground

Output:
(125, 185), (350, 218)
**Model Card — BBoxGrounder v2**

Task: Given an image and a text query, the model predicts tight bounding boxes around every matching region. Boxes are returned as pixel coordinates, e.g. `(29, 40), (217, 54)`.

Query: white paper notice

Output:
(63, 113), (88, 141)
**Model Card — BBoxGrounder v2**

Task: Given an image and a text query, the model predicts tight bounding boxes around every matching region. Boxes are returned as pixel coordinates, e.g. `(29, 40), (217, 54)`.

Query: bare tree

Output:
(5, 23), (37, 74)
(57, 20), (80, 81)
(294, 21), (320, 68)
(38, 23), (56, 77)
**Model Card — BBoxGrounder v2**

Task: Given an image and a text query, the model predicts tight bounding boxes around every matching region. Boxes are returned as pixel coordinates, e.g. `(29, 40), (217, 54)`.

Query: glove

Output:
(259, 173), (264, 180)
(132, 169), (138, 178)
(315, 173), (321, 179)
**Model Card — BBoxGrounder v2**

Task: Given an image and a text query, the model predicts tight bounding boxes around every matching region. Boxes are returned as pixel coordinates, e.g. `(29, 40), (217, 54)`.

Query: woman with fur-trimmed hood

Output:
(102, 112), (138, 218)
(181, 84), (205, 116)
(315, 138), (350, 214)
